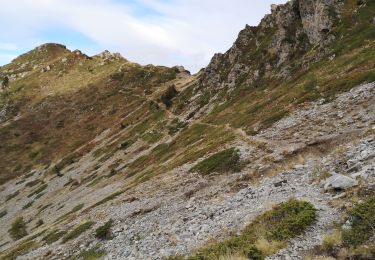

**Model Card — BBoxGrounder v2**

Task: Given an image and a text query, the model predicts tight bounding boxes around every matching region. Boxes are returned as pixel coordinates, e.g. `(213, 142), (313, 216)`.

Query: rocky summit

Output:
(0, 0), (375, 260)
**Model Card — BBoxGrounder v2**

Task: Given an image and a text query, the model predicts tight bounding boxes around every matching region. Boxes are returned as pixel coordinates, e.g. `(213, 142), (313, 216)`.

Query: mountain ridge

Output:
(0, 0), (374, 259)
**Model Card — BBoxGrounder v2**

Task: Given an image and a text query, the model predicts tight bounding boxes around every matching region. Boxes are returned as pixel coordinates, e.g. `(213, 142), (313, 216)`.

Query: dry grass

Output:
(218, 254), (248, 260)
(305, 256), (336, 260)
(321, 230), (342, 252)
(255, 237), (285, 256)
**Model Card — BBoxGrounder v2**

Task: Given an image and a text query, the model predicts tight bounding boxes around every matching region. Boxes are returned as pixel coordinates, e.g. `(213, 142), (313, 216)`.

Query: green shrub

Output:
(189, 199), (316, 259)
(27, 183), (48, 198)
(190, 148), (241, 175)
(34, 192), (45, 200)
(262, 199), (317, 241)
(247, 245), (264, 260)
(43, 229), (66, 244)
(22, 201), (34, 210)
(1, 76), (9, 87)
(54, 153), (78, 174)
(34, 219), (44, 228)
(0, 209), (7, 218)
(25, 179), (42, 187)
(161, 85), (178, 108)
(6, 190), (19, 202)
(76, 245), (106, 260)
(55, 203), (84, 223)
(95, 219), (113, 240)
(9, 217), (28, 241)
(62, 221), (95, 243)
(3, 240), (36, 260)
(342, 197), (375, 247)
(91, 190), (125, 208)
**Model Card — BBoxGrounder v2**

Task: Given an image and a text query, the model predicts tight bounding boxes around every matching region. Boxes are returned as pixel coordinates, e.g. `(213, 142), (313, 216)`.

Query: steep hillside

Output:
(0, 0), (374, 259)
(0, 44), (192, 184)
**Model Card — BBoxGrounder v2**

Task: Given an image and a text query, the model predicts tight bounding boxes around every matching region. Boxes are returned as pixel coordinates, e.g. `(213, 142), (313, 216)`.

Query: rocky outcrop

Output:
(199, 0), (341, 92)
(0, 76), (8, 91)
(298, 0), (339, 45)
(323, 173), (359, 191)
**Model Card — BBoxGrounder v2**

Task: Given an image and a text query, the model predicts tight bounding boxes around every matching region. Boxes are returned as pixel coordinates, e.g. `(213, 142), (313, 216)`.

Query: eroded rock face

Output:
(199, 0), (341, 92)
(299, 0), (339, 45)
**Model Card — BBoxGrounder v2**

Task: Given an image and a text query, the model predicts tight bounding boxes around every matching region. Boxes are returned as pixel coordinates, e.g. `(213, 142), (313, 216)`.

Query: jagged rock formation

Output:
(200, 0), (341, 92)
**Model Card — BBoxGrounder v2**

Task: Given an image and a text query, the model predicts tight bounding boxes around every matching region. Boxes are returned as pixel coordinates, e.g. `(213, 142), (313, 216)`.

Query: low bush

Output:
(55, 203), (84, 223)
(3, 240), (36, 260)
(5, 190), (19, 202)
(312, 198), (375, 260)
(190, 148), (241, 175)
(62, 221), (95, 243)
(161, 85), (178, 108)
(186, 199), (316, 259)
(25, 179), (42, 188)
(43, 229), (66, 244)
(34, 219), (44, 228)
(27, 183), (48, 198)
(22, 201), (34, 210)
(95, 219), (113, 240)
(9, 217), (28, 241)
(342, 197), (375, 247)
(0, 209), (7, 218)
(247, 245), (264, 260)
(91, 190), (125, 208)
(76, 245), (106, 260)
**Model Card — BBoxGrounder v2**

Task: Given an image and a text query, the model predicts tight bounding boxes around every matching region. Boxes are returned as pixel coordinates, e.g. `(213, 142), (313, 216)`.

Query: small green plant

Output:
(95, 219), (113, 240)
(55, 203), (84, 223)
(190, 148), (241, 175)
(0, 209), (7, 218)
(22, 201), (34, 210)
(91, 190), (125, 208)
(27, 183), (48, 198)
(247, 245), (264, 260)
(75, 245), (106, 260)
(43, 229), (66, 244)
(54, 153), (78, 174)
(9, 217), (28, 241)
(342, 197), (375, 247)
(161, 85), (178, 108)
(263, 200), (317, 241)
(3, 240), (36, 260)
(25, 179), (42, 187)
(34, 219), (44, 228)
(62, 221), (95, 243)
(1, 76), (9, 87)
(6, 190), (19, 202)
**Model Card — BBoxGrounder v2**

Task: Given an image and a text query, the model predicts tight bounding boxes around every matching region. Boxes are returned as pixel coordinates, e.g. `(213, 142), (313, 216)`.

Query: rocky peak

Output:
(96, 50), (124, 60)
(199, 0), (341, 92)
(36, 43), (68, 52)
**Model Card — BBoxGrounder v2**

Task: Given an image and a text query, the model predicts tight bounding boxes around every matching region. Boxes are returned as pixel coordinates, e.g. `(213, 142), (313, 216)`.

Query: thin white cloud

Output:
(0, 0), (287, 72)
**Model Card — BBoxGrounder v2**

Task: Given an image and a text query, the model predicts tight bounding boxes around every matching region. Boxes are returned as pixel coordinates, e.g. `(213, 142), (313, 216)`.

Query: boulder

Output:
(324, 173), (358, 191)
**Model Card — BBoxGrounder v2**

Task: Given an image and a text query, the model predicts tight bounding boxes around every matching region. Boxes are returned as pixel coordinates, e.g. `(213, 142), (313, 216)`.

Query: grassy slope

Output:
(0, 1), (373, 189)
(0, 45), (181, 184)
(0, 1), (374, 259)
(201, 0), (375, 134)
(115, 0), (375, 187)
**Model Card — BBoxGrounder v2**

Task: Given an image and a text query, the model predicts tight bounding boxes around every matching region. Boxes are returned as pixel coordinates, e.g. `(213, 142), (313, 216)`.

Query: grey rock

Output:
(324, 173), (358, 191)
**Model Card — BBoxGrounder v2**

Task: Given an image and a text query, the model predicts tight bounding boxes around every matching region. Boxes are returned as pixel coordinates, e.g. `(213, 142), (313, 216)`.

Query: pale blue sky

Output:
(0, 0), (287, 72)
